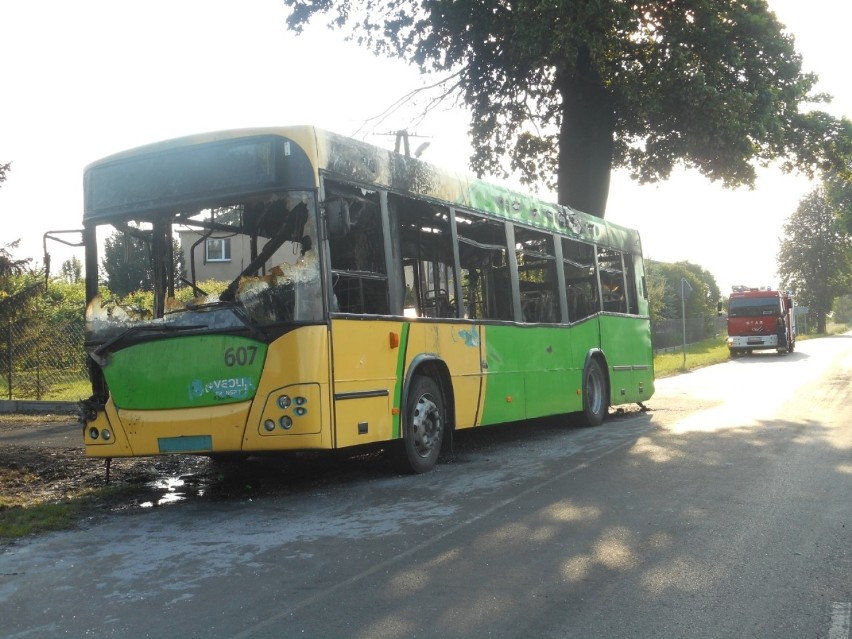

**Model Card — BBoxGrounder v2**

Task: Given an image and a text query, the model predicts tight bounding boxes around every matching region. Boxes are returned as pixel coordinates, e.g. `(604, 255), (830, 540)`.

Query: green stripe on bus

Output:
(392, 323), (410, 439)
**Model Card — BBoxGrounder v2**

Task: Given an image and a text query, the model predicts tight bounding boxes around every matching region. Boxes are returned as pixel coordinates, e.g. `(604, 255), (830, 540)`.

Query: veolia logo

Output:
(189, 377), (255, 401)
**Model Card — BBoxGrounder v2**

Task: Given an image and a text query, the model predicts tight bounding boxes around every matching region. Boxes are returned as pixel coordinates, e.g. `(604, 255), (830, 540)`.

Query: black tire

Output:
(392, 376), (445, 474)
(582, 357), (608, 427)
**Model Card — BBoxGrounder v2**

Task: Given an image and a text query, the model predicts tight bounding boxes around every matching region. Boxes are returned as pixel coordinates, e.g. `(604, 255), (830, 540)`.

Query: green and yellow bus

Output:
(80, 126), (654, 473)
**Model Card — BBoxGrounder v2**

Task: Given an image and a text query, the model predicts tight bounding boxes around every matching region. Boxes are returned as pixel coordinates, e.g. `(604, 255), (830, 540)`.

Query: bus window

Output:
(598, 247), (628, 314)
(395, 196), (458, 318)
(515, 227), (560, 323)
(624, 253), (641, 315)
(325, 181), (390, 315)
(456, 211), (513, 321)
(562, 237), (599, 321)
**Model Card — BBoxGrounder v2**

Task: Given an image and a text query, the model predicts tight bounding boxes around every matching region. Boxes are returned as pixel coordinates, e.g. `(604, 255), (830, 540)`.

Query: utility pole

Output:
(680, 278), (693, 368)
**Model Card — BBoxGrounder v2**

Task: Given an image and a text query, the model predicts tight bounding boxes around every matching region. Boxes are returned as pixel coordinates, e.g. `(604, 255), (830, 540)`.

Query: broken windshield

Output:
(85, 191), (322, 345)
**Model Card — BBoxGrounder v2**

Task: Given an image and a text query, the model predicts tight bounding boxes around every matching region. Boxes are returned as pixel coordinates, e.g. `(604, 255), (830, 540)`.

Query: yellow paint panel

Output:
(331, 319), (402, 383)
(118, 401), (250, 456)
(334, 395), (392, 447)
(405, 322), (484, 429)
(331, 319), (400, 447)
(84, 399), (133, 458)
(245, 325), (333, 450)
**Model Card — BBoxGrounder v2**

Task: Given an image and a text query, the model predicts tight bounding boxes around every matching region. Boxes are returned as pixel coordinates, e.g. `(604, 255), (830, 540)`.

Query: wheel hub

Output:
(412, 395), (441, 457)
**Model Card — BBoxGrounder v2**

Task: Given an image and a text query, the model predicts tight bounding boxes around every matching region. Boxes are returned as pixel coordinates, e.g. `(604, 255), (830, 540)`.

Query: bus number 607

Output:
(224, 346), (258, 367)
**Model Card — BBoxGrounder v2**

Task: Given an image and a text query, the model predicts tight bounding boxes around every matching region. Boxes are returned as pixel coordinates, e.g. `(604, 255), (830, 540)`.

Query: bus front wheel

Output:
(582, 358), (608, 427)
(393, 375), (445, 474)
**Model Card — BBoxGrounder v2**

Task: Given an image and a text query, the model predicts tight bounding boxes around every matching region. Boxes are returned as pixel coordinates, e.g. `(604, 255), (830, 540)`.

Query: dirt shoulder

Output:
(0, 415), (200, 510)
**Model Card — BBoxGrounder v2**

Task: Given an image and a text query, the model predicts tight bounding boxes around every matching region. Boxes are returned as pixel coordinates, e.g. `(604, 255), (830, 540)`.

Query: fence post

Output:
(6, 322), (11, 401)
(680, 278), (693, 368)
(36, 331), (42, 401)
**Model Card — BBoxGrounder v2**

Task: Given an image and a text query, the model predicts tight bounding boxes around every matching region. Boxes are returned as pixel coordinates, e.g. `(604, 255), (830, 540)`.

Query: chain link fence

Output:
(1, 320), (89, 402)
(652, 316), (728, 352)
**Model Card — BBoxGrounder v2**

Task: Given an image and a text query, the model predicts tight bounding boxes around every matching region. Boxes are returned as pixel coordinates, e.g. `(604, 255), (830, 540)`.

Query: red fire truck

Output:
(726, 286), (796, 357)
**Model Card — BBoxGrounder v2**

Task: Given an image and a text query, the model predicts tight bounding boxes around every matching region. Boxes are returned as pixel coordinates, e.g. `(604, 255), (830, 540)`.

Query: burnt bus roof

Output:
(83, 125), (643, 254)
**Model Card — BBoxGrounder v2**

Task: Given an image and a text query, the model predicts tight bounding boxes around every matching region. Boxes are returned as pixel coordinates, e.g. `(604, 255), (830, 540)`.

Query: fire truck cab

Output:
(726, 286), (796, 357)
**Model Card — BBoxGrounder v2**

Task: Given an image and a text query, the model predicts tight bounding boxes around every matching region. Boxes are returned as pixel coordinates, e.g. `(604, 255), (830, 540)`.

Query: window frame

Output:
(205, 237), (232, 263)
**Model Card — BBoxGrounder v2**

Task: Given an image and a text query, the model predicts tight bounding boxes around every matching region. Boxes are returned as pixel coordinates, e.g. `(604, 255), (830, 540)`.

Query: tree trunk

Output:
(556, 48), (616, 218)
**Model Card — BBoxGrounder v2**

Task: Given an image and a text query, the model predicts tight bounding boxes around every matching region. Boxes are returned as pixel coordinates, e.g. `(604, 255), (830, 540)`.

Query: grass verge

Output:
(0, 483), (133, 539)
(0, 501), (84, 537)
(653, 323), (852, 378)
(654, 337), (729, 378)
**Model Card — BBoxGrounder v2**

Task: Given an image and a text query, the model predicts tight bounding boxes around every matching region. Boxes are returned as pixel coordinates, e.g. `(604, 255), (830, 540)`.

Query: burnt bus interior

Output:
(321, 177), (643, 324)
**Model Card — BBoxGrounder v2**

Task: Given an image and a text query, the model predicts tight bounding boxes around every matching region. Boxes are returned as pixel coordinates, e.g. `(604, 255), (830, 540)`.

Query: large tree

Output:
(0, 164), (37, 318)
(777, 187), (852, 333)
(284, 0), (852, 216)
(826, 174), (852, 234)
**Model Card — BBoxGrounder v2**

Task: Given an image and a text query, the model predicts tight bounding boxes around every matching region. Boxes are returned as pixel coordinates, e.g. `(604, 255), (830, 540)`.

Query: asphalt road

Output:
(1, 335), (851, 638)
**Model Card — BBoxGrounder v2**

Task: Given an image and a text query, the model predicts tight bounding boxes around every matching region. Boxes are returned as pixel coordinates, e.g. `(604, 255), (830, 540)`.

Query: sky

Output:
(2, 0), (851, 295)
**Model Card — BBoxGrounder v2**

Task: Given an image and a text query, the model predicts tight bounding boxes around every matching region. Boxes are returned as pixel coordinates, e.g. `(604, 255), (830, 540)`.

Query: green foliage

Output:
(0, 240), (32, 286)
(0, 257), (40, 326)
(832, 294), (852, 324)
(173, 279), (229, 303)
(0, 272), (88, 400)
(646, 259), (721, 327)
(826, 174), (852, 235)
(777, 187), (852, 333)
(41, 279), (87, 324)
(0, 170), (36, 315)
(101, 230), (185, 298)
(60, 257), (83, 284)
(284, 0), (852, 216)
(0, 167), (30, 287)
(107, 279), (229, 318)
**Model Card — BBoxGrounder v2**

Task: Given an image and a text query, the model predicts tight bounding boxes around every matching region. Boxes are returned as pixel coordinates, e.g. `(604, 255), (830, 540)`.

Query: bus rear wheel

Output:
(392, 375), (445, 474)
(582, 358), (608, 427)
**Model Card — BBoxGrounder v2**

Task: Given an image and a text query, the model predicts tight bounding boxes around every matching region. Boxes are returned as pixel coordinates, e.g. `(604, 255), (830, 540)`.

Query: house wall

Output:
(178, 231), (301, 283)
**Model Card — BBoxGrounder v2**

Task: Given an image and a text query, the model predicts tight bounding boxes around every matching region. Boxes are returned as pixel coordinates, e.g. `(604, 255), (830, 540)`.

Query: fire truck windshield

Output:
(728, 297), (780, 317)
